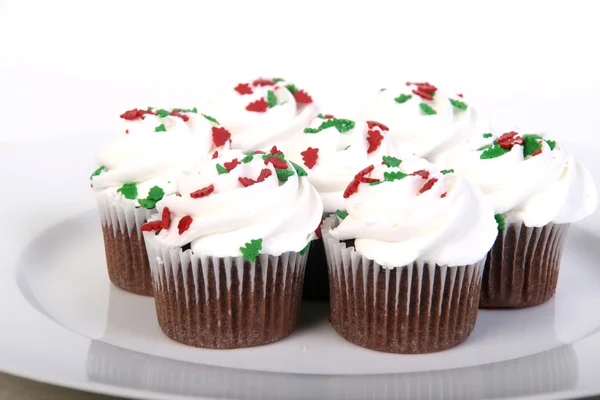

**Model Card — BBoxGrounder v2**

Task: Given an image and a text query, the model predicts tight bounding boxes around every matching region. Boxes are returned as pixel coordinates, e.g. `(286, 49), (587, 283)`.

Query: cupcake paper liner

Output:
(322, 215), (484, 354)
(480, 222), (570, 308)
(96, 191), (154, 296)
(144, 232), (308, 349)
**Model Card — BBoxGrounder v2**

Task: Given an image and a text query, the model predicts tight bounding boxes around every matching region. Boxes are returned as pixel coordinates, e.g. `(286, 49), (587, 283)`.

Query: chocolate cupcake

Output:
(142, 148), (323, 348)
(441, 131), (597, 308)
(284, 115), (405, 301)
(323, 157), (497, 353)
(90, 108), (230, 295)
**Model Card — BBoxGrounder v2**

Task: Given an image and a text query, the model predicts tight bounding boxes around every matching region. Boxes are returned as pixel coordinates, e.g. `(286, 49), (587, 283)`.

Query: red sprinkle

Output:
(125, 129), (129, 134)
(252, 78), (275, 87)
(256, 168), (272, 182)
(293, 90), (313, 104)
(343, 179), (361, 198)
(366, 120), (389, 131)
(169, 110), (189, 122)
(246, 98), (269, 112)
(212, 151), (219, 159)
(457, 93), (464, 98)
(234, 83), (253, 95)
(178, 216), (193, 235)
(497, 131), (524, 149)
(315, 218), (324, 238)
(119, 108), (157, 120)
(161, 207), (171, 229)
(254, 150), (266, 154)
(419, 178), (438, 194)
(366, 129), (384, 154)
(328, 316), (332, 323)
(224, 158), (240, 172)
(441, 192), (447, 198)
(238, 177), (256, 187)
(323, 114), (335, 119)
(140, 220), (163, 232)
(356, 165), (375, 178)
(212, 126), (232, 147)
(190, 184), (215, 199)
(412, 89), (434, 100)
(532, 148), (542, 157)
(269, 145), (283, 156)
(264, 156), (288, 170)
(301, 147), (319, 169)
(358, 176), (380, 183)
(411, 170), (430, 179)
(408, 82), (438, 94)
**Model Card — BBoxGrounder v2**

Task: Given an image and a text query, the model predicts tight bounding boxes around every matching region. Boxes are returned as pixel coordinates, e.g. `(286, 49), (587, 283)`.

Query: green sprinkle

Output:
(546, 140), (556, 150)
(369, 181), (383, 186)
(523, 134), (544, 140)
(317, 113), (326, 119)
(203, 114), (219, 125)
(137, 198), (157, 209)
(173, 107), (198, 113)
(240, 238), (263, 262)
(449, 99), (468, 110)
(241, 151), (255, 163)
(154, 124), (166, 132)
(483, 133), (493, 138)
(267, 90), (278, 108)
(478, 143), (493, 151)
(299, 242), (310, 256)
(90, 166), (105, 180)
(117, 183), (138, 200)
(419, 103), (437, 115)
(272, 77), (285, 83)
(384, 171), (408, 182)
(495, 214), (506, 231)
(344, 145), (351, 150)
(394, 94), (412, 104)
(304, 118), (356, 134)
(276, 168), (294, 182)
(380, 88), (387, 92)
(441, 169), (454, 175)
(522, 135), (543, 157)
(261, 152), (285, 161)
(147, 106), (154, 111)
(336, 209), (348, 220)
(290, 161), (307, 177)
(382, 155), (402, 167)
(303, 127), (320, 134)
(147, 185), (165, 201)
(156, 109), (170, 118)
(216, 164), (228, 174)
(480, 143), (509, 159)
(285, 83), (299, 93)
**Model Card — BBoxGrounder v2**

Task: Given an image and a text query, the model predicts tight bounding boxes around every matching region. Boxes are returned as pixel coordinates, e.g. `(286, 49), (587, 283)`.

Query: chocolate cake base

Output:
(301, 238), (330, 301)
(480, 222), (569, 308)
(151, 252), (307, 349)
(101, 224), (153, 296)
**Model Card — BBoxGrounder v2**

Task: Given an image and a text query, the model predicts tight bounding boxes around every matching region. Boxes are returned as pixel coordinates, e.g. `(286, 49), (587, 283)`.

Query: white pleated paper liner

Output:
(322, 215), (484, 354)
(95, 191), (155, 296)
(481, 222), (570, 308)
(144, 230), (309, 349)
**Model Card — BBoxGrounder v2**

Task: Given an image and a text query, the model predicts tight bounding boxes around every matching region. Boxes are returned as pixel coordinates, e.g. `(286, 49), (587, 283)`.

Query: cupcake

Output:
(284, 114), (405, 301)
(90, 107), (230, 295)
(142, 148), (323, 348)
(361, 82), (487, 159)
(323, 157), (497, 353)
(441, 131), (597, 308)
(204, 77), (319, 152)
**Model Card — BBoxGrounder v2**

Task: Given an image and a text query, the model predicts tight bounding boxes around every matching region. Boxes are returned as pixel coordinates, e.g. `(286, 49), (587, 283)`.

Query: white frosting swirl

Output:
(361, 83), (487, 158)
(204, 78), (319, 152)
(91, 109), (228, 201)
(284, 115), (407, 213)
(439, 132), (597, 227)
(152, 149), (323, 257)
(330, 158), (497, 267)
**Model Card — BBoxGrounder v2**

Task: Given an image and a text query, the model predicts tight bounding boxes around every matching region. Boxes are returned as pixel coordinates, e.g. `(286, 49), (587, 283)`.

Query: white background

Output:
(1, 0), (600, 144)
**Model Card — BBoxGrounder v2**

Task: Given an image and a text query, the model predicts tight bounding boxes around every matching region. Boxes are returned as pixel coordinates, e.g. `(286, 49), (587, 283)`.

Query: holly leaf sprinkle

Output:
(138, 185), (165, 208)
(546, 140), (556, 150)
(285, 84), (299, 93)
(240, 238), (262, 262)
(272, 77), (285, 83)
(382, 156), (402, 167)
(216, 163), (229, 174)
(241, 151), (255, 163)
(300, 242), (310, 256)
(441, 169), (454, 175)
(384, 171), (408, 182)
(267, 90), (278, 108)
(419, 103), (437, 115)
(156, 109), (171, 118)
(138, 198), (157, 209)
(303, 118), (355, 134)
(276, 168), (294, 182)
(203, 114), (219, 125)
(173, 107), (198, 113)
(290, 161), (308, 177)
(394, 94), (412, 104)
(522, 135), (543, 157)
(155, 124), (167, 132)
(495, 214), (505, 231)
(369, 181), (383, 186)
(90, 166), (105, 180)
(483, 133), (493, 138)
(147, 106), (154, 111)
(449, 99), (468, 110)
(117, 183), (138, 200)
(480, 143), (510, 159)
(380, 88), (387, 92)
(336, 210), (348, 220)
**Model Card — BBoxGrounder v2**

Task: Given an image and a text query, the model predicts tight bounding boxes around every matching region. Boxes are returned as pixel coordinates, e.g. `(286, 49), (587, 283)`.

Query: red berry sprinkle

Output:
(366, 120), (389, 131)
(256, 168), (272, 182)
(125, 129), (129, 134)
(246, 98), (269, 112)
(190, 184), (215, 199)
(234, 83), (253, 95)
(419, 178), (438, 194)
(178, 216), (193, 235)
(293, 90), (313, 104)
(212, 126), (232, 147)
(301, 147), (319, 169)
(411, 170), (430, 179)
(441, 192), (447, 198)
(252, 78), (275, 87)
(140, 220), (163, 232)
(343, 179), (361, 198)
(238, 177), (256, 187)
(264, 156), (288, 169)
(169, 110), (189, 122)
(366, 129), (384, 154)
(212, 151), (219, 159)
(161, 207), (171, 229)
(323, 114), (335, 119)
(457, 93), (464, 98)
(224, 158), (240, 172)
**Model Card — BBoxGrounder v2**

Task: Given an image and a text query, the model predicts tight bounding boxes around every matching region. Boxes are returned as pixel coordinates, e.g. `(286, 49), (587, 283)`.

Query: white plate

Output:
(2, 136), (600, 400)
